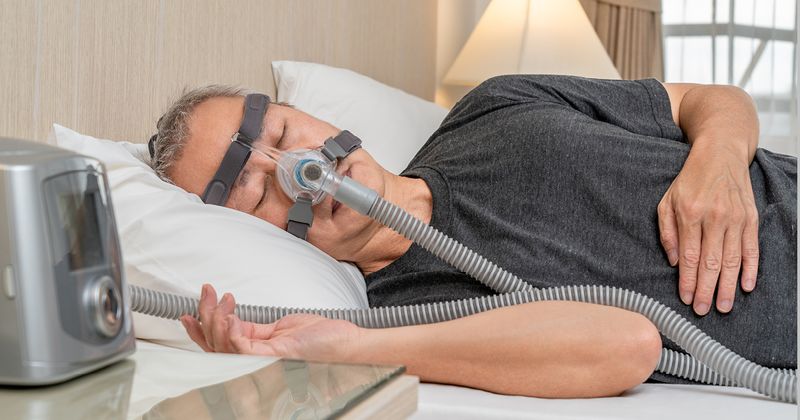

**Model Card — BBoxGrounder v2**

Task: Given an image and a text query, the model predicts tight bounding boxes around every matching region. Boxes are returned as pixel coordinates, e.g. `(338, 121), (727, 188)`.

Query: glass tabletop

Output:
(142, 359), (404, 419)
(0, 359), (137, 420)
(0, 357), (404, 420)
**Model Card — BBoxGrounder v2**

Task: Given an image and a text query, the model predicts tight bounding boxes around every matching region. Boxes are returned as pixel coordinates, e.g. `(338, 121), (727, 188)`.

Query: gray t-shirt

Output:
(364, 75), (797, 382)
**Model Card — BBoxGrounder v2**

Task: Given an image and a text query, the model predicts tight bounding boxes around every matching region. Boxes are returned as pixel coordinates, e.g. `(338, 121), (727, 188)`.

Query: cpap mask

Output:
(244, 133), (375, 232)
(256, 131), (362, 239)
(149, 93), (361, 240)
(143, 93), (797, 403)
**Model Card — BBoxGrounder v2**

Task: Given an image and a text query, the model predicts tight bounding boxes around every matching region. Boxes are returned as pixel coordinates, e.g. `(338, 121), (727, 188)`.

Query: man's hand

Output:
(657, 144), (759, 315)
(180, 284), (363, 362)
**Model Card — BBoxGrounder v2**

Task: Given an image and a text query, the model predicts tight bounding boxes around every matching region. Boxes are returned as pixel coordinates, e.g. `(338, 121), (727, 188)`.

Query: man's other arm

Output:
(351, 299), (662, 398)
(658, 83), (760, 316)
(662, 83), (758, 163)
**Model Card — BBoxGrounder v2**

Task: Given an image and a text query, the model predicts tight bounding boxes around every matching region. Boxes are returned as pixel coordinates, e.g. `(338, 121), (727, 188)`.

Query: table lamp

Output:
(443, 0), (621, 86)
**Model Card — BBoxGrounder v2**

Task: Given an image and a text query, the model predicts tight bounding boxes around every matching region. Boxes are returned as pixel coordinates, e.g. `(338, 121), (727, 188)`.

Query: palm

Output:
(235, 314), (362, 362)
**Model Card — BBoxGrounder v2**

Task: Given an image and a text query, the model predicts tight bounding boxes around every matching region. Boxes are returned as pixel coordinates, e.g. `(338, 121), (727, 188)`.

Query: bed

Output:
(3, 1), (795, 418)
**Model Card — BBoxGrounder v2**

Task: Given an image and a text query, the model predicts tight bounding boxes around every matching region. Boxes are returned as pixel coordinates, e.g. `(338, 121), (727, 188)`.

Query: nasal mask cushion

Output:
(277, 148), (334, 206)
(282, 131), (362, 240)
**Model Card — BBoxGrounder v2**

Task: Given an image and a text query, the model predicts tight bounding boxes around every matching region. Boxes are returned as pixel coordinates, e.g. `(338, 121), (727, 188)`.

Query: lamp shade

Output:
(444, 0), (621, 86)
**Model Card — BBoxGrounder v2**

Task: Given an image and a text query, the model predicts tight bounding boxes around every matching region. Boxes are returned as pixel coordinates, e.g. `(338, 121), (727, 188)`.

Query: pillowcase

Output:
(49, 124), (369, 349)
(272, 61), (449, 174)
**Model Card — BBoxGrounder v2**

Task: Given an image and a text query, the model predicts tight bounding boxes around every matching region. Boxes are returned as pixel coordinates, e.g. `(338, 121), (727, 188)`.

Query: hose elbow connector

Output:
(332, 177), (378, 215)
(295, 159), (377, 215)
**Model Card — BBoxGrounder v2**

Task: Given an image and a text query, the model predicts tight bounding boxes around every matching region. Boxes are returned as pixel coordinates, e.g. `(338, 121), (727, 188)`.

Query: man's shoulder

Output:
(469, 74), (602, 98)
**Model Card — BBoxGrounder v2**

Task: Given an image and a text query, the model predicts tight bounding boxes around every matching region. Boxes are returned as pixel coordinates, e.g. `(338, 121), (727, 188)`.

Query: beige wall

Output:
(0, 0), (437, 143)
(2, 0), (483, 142)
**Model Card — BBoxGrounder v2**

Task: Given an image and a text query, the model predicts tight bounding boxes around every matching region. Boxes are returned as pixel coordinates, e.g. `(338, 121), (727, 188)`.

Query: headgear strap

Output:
(147, 94), (270, 206)
(200, 94), (270, 206)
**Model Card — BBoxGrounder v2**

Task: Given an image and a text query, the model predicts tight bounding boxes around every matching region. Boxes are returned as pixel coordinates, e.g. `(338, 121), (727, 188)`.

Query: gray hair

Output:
(149, 84), (249, 183)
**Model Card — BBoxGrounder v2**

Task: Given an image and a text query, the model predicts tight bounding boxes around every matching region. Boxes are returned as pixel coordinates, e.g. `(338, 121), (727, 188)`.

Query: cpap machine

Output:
(0, 138), (134, 385)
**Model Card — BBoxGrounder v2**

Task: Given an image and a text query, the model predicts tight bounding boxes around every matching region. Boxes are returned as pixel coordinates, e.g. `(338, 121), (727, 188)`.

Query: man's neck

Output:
(355, 173), (432, 276)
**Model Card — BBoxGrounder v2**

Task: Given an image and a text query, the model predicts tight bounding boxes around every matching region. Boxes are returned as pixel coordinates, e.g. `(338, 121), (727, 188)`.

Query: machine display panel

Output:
(56, 190), (104, 271)
(45, 170), (108, 273)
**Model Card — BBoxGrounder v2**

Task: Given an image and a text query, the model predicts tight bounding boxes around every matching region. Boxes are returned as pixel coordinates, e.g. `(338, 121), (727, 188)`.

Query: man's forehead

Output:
(192, 96), (245, 137)
(174, 96), (246, 195)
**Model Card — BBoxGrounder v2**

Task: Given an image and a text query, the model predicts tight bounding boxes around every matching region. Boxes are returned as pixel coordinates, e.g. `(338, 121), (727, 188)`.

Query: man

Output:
(148, 76), (796, 398)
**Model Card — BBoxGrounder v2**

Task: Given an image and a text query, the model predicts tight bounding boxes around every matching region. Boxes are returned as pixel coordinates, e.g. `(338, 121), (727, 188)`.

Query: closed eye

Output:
(276, 123), (286, 148)
(254, 174), (271, 211)
(224, 170), (249, 207)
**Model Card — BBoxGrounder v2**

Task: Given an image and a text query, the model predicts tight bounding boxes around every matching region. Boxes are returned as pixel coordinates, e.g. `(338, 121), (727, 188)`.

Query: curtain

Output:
(579, 0), (665, 80)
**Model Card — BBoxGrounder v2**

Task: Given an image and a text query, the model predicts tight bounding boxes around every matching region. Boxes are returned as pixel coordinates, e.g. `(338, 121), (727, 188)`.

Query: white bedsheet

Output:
(413, 381), (796, 419)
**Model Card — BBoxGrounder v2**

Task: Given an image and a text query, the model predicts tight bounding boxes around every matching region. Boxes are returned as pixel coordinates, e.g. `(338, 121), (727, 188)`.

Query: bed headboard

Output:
(0, 0), (437, 144)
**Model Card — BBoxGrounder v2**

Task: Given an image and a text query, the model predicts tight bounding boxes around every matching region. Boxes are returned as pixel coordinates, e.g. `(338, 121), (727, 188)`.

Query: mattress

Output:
(413, 381), (796, 419)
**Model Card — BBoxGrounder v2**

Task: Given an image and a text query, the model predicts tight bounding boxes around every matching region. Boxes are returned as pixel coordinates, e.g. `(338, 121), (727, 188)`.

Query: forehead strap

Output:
(201, 93), (270, 206)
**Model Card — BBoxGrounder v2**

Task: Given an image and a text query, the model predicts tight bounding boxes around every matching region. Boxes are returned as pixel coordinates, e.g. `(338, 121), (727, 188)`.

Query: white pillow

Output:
(49, 124), (368, 350)
(272, 61), (449, 174)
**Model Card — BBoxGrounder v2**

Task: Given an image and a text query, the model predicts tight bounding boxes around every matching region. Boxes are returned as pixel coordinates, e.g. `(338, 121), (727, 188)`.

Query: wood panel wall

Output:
(0, 0), (437, 143)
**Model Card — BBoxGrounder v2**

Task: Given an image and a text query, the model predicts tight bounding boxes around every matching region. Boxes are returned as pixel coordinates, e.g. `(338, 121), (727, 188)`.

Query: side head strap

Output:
(287, 196), (314, 240)
(201, 94), (270, 206)
(285, 130), (362, 241)
(321, 130), (362, 161)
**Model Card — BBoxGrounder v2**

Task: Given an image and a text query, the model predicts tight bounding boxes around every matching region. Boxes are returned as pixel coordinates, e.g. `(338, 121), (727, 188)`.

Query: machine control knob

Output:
(86, 275), (123, 338)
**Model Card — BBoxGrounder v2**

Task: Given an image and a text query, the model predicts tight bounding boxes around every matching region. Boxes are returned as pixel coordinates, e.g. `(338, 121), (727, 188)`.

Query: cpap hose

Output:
(129, 283), (796, 402)
(129, 163), (797, 403)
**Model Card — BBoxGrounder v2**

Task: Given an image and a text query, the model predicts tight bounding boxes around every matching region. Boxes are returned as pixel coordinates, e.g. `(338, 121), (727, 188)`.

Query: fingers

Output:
(693, 217), (726, 316)
(181, 315), (213, 352)
(210, 293), (237, 353)
(181, 284), (282, 355)
(676, 190), (756, 316)
(191, 284), (239, 353)
(715, 226), (742, 313)
(199, 284), (218, 350)
(740, 208), (760, 292)
(676, 215), (702, 308)
(657, 199), (680, 266)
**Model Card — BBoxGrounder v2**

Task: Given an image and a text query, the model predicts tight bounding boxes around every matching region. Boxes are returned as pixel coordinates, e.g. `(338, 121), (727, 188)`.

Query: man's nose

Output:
(246, 151), (278, 174)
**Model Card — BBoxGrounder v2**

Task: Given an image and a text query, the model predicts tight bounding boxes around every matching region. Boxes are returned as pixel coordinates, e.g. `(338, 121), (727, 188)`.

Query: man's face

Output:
(169, 96), (387, 261)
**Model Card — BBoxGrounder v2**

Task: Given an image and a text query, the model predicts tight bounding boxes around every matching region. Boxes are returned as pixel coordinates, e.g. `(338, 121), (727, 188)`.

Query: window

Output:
(663, 0), (798, 155)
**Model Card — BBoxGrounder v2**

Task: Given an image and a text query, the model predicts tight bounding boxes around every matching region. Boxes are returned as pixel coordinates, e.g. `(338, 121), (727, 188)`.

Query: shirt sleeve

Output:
(452, 74), (686, 143)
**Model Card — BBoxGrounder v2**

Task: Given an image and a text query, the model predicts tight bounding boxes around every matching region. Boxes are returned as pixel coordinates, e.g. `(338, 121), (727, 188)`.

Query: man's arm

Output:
(182, 285), (662, 399)
(663, 83), (758, 162)
(351, 299), (661, 398)
(657, 83), (760, 316)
